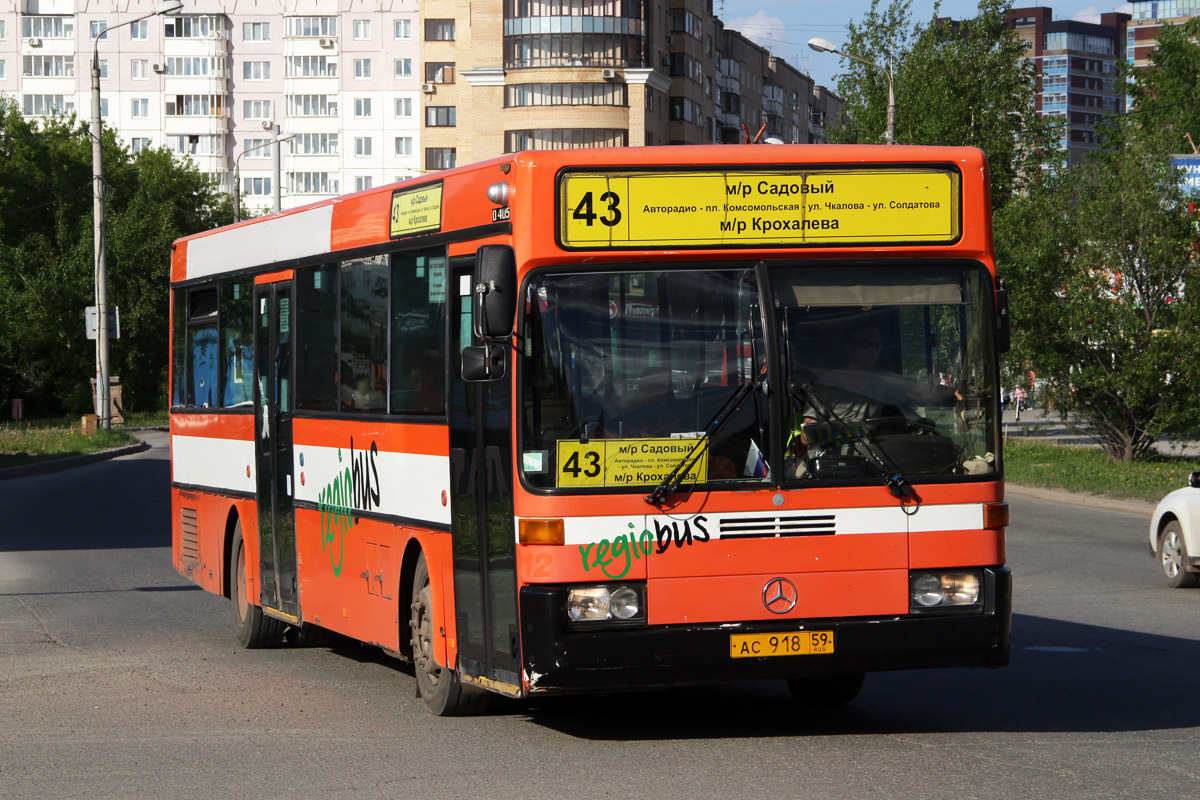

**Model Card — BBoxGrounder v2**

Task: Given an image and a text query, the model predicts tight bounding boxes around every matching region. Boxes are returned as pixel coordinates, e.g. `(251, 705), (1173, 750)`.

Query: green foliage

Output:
(0, 97), (235, 416)
(1005, 439), (1200, 503)
(830, 0), (1058, 209)
(1119, 17), (1200, 154)
(0, 422), (136, 469)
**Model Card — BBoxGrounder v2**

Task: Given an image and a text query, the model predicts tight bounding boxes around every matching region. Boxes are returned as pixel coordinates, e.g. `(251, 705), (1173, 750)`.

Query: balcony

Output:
(164, 114), (229, 136)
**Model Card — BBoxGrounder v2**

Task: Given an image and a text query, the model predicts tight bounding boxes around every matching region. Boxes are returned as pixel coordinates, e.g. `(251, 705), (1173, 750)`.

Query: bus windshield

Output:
(520, 267), (768, 491)
(519, 261), (999, 493)
(777, 262), (999, 485)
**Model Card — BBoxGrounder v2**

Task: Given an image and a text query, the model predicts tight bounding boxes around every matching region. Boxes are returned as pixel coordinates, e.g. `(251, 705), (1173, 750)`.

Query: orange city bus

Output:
(170, 144), (1011, 715)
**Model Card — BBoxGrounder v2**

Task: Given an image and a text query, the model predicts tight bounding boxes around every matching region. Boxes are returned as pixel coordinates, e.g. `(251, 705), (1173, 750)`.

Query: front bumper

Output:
(520, 567), (1011, 693)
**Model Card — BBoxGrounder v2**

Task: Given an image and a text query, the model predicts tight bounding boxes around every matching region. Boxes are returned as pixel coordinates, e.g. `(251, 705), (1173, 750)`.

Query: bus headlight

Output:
(566, 583), (645, 626)
(909, 570), (982, 613)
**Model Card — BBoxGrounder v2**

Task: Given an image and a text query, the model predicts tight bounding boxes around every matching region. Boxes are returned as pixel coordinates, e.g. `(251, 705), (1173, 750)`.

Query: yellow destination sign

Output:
(558, 168), (960, 248)
(556, 437), (708, 489)
(390, 183), (443, 238)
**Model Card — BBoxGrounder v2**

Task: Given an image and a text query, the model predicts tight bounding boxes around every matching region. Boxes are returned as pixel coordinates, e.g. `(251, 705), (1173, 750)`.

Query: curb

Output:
(1006, 482), (1155, 517)
(0, 440), (152, 481)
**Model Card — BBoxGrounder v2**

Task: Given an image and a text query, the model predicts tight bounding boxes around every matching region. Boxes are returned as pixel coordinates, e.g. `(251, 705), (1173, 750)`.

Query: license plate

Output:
(729, 630), (835, 659)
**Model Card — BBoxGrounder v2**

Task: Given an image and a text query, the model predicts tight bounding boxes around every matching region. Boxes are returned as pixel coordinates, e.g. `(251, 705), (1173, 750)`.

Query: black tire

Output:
(410, 552), (489, 716)
(786, 673), (865, 707)
(1157, 521), (1199, 589)
(231, 520), (285, 648)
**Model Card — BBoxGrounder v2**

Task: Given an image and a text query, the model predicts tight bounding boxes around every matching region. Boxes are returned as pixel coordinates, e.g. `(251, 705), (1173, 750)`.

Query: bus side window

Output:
(186, 287), (218, 408)
(296, 264), (339, 411)
(220, 279), (254, 407)
(390, 249), (447, 415)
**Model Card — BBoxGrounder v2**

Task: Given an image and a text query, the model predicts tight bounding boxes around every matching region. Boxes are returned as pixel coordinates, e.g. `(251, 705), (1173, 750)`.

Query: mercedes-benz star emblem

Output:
(762, 577), (798, 614)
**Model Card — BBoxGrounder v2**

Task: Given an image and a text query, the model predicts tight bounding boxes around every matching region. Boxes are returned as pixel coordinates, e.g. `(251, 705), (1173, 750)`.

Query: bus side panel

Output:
(172, 486), (251, 600)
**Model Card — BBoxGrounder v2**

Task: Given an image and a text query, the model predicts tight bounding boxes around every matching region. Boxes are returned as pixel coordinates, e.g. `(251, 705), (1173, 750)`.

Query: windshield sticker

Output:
(556, 438), (708, 488)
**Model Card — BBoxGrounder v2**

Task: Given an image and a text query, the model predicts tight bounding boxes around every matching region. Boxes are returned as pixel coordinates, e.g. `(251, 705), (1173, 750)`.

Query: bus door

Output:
(449, 264), (520, 692)
(254, 280), (300, 620)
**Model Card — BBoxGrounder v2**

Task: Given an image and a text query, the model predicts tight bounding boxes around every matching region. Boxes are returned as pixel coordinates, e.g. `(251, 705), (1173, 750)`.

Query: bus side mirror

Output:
(473, 245), (517, 339)
(462, 343), (507, 382)
(995, 277), (1011, 355)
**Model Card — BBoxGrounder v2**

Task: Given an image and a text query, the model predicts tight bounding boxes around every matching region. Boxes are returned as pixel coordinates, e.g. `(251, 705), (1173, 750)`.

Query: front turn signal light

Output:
(519, 518), (564, 545)
(984, 502), (1009, 529)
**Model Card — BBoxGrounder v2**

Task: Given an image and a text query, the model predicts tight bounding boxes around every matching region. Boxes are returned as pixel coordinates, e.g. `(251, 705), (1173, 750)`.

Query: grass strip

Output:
(0, 425), (138, 469)
(1005, 438), (1200, 504)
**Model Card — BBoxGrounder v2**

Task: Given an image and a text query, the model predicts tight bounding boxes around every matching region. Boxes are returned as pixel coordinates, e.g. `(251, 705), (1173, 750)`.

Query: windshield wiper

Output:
(788, 378), (916, 501)
(644, 374), (762, 506)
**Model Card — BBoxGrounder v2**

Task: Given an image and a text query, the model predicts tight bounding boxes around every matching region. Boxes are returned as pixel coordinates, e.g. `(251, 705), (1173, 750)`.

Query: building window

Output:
(286, 56), (337, 77)
(0, 20), (6, 39)
(241, 138), (271, 158)
(243, 99), (271, 119)
(395, 97), (413, 117)
(131, 137), (151, 154)
(354, 59), (372, 79)
(425, 19), (455, 41)
(91, 20), (108, 40)
(354, 98), (372, 118)
(166, 95), (225, 116)
(355, 136), (373, 156)
(243, 22), (270, 41)
(290, 133), (338, 154)
(424, 62), (455, 84)
(395, 59), (412, 78)
(425, 148), (456, 170)
(165, 16), (224, 39)
(504, 30), (645, 69)
(131, 59), (149, 79)
(425, 105), (456, 126)
(243, 61), (271, 80)
(505, 82), (626, 107)
(353, 19), (370, 39)
(0, 61), (5, 80)
(130, 20), (148, 39)
(669, 96), (703, 126)
(287, 94), (338, 116)
(244, 177), (272, 196)
(21, 17), (73, 39)
(395, 136), (413, 155)
(131, 98), (150, 118)
(355, 176), (373, 191)
(289, 172), (339, 194)
(504, 128), (628, 152)
(22, 94), (74, 116)
(22, 55), (74, 77)
(169, 134), (224, 155)
(394, 19), (411, 39)
(286, 16), (337, 38)
(164, 56), (228, 77)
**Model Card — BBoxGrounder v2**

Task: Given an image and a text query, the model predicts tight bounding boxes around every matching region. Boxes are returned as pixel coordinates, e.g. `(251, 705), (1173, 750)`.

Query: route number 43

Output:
(572, 191), (622, 227)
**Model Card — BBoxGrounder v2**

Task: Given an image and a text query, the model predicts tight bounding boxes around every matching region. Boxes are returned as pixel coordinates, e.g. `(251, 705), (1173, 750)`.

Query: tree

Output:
(831, 0), (1060, 210)
(997, 134), (1200, 461)
(0, 98), (234, 417)
(1121, 16), (1200, 155)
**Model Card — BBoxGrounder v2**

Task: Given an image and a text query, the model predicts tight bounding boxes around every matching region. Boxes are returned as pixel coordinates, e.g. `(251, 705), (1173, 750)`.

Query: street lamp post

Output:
(808, 37), (895, 145)
(91, 0), (184, 430)
(232, 128), (295, 223)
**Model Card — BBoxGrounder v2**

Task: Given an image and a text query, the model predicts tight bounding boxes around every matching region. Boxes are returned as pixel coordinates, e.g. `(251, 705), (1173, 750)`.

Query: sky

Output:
(719, 0), (1135, 91)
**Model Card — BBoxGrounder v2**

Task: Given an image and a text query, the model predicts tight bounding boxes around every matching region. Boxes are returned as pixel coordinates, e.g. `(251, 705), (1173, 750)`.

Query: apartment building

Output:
(1127, 0), (1199, 69)
(1006, 6), (1130, 163)
(1, 0), (839, 215)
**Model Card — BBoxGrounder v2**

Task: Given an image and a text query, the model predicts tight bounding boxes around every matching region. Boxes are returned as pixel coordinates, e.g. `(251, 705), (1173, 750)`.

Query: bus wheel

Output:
(786, 673), (865, 707)
(231, 520), (284, 648)
(409, 552), (489, 716)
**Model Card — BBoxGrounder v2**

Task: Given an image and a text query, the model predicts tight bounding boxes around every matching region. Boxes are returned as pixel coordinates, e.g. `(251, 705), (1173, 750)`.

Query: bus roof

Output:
(171, 144), (991, 285)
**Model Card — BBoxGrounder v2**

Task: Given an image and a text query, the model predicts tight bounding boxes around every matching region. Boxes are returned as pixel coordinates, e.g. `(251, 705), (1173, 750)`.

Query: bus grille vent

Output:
(717, 513), (837, 539)
(180, 507), (200, 564)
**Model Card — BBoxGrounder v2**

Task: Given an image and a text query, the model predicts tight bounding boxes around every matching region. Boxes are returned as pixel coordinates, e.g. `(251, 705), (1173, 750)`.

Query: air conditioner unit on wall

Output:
(24, 38), (42, 47)
(152, 63), (165, 74)
(601, 68), (617, 80)
(318, 37), (334, 48)
(261, 120), (273, 130)
(421, 83), (435, 93)
(665, 35), (674, 45)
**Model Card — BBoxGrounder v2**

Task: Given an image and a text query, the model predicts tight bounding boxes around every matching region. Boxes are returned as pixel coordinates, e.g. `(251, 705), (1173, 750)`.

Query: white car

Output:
(1149, 472), (1200, 588)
